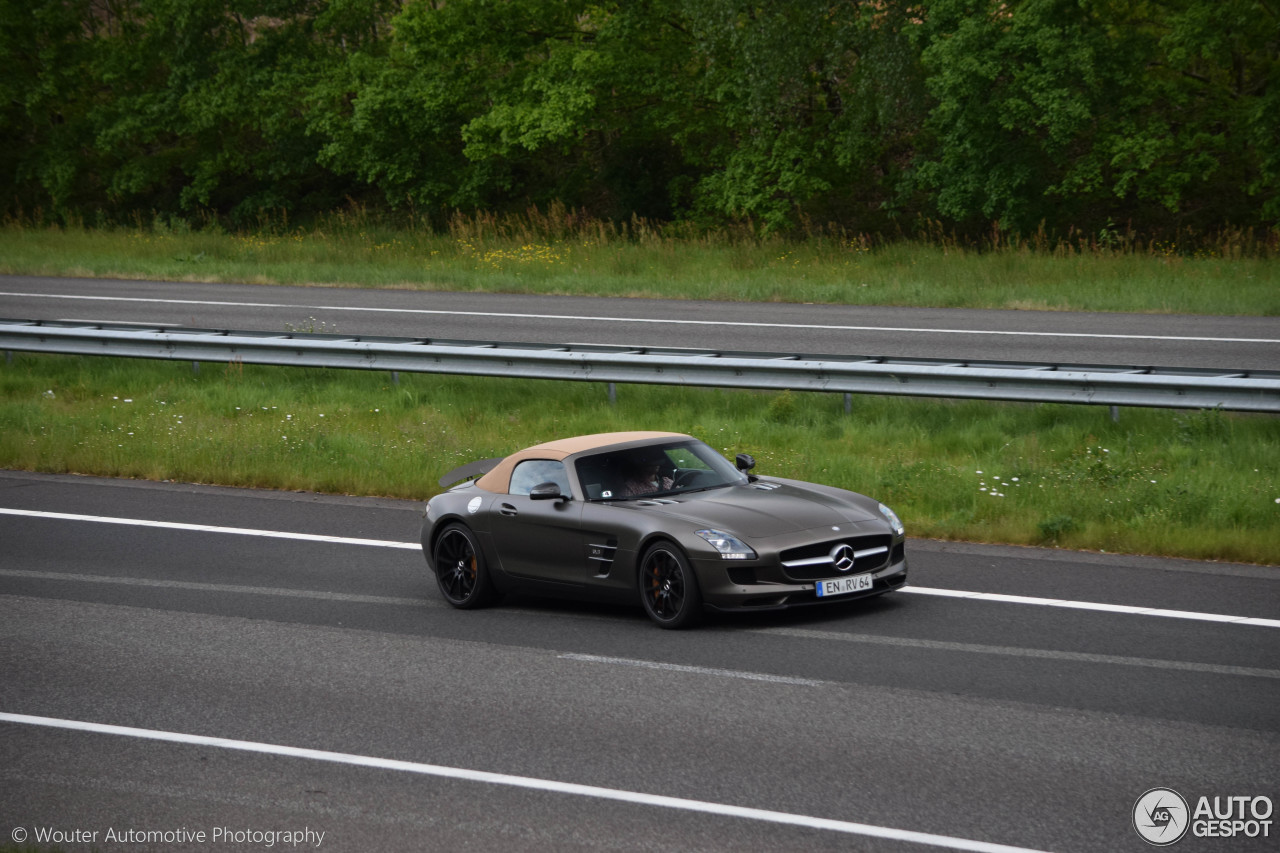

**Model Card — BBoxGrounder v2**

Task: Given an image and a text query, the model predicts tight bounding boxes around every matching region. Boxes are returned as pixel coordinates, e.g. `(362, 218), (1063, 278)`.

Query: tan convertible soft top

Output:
(474, 431), (688, 494)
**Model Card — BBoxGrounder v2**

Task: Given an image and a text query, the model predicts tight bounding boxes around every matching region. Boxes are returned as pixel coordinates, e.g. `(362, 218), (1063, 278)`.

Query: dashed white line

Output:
(560, 653), (828, 686)
(0, 569), (426, 607)
(0, 507), (419, 550)
(54, 318), (181, 326)
(3, 507), (1276, 628)
(0, 711), (1053, 853)
(6, 567), (1273, 677)
(752, 626), (1280, 679)
(2, 291), (1275, 344)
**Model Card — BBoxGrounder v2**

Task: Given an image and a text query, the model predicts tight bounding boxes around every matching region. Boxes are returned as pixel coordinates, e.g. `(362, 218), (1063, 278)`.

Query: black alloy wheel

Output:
(433, 523), (497, 608)
(639, 542), (702, 629)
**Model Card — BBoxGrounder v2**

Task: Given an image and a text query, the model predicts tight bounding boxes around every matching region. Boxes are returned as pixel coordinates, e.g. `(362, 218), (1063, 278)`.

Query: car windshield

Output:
(575, 439), (748, 501)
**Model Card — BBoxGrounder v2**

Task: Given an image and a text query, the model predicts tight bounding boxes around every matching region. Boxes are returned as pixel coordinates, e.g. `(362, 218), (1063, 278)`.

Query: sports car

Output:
(420, 431), (907, 628)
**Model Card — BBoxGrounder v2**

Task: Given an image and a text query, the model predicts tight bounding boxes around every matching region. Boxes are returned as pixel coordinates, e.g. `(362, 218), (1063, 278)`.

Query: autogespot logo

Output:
(1134, 788), (1190, 846)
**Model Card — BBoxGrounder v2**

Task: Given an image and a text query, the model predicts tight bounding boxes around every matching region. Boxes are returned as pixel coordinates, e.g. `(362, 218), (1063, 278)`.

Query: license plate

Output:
(816, 572), (874, 598)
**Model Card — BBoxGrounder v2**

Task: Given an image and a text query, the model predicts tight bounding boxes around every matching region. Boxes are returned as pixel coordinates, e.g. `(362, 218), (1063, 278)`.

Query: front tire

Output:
(432, 523), (497, 609)
(638, 541), (703, 629)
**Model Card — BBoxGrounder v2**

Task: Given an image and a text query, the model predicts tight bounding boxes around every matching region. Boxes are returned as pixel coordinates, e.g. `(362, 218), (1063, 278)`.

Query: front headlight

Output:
(878, 503), (905, 537)
(696, 529), (757, 560)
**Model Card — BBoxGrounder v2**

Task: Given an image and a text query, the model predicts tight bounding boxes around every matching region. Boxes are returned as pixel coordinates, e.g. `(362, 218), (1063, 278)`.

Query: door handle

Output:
(499, 503), (518, 517)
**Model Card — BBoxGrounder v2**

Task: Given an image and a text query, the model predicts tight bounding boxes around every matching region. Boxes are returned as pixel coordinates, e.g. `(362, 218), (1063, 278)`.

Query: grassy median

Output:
(2, 353), (1277, 564)
(2, 219), (1277, 315)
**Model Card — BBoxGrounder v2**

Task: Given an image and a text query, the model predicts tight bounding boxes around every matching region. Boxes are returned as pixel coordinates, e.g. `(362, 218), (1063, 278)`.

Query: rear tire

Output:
(638, 541), (703, 629)
(432, 523), (497, 609)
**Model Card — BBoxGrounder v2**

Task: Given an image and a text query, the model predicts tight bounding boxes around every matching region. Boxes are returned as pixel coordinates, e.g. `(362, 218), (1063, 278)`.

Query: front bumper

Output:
(694, 537), (908, 612)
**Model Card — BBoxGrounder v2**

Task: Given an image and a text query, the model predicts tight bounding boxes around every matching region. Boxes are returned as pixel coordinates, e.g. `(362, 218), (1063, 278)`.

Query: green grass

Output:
(4, 354), (1277, 564)
(1, 221), (1277, 314)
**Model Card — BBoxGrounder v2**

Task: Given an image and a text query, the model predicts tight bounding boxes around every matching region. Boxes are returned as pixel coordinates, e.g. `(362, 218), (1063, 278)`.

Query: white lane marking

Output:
(0, 712), (1053, 853)
(5, 565), (1273, 679)
(2, 291), (1275, 344)
(753, 627), (1280, 679)
(55, 318), (181, 326)
(0, 508), (420, 550)
(561, 653), (827, 686)
(902, 586), (1280, 629)
(4, 507), (1277, 628)
(0, 569), (427, 607)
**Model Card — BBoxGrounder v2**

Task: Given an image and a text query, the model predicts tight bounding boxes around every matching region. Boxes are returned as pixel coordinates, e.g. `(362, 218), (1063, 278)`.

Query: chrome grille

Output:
(780, 535), (893, 580)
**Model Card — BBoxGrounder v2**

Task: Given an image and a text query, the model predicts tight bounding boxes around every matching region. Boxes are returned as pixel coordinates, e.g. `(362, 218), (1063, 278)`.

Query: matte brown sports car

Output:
(421, 432), (907, 628)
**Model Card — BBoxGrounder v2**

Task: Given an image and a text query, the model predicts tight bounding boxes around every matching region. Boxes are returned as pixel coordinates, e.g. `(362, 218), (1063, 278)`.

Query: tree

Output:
(917, 0), (1278, 231)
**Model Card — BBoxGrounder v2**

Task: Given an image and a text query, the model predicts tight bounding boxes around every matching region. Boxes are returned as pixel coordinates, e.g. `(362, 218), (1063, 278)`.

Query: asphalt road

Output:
(2, 471), (1277, 853)
(3, 275), (1279, 370)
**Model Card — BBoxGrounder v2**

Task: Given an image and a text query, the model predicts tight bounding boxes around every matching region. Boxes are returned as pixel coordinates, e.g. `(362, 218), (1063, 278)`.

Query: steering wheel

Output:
(673, 469), (701, 488)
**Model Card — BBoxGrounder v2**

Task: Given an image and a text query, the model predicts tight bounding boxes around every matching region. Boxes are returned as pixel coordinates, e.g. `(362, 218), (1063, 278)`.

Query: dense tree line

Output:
(2, 0), (1276, 235)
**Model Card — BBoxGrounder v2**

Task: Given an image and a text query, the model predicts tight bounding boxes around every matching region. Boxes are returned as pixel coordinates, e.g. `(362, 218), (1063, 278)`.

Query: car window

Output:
(667, 447), (711, 470)
(575, 439), (746, 501)
(508, 459), (572, 497)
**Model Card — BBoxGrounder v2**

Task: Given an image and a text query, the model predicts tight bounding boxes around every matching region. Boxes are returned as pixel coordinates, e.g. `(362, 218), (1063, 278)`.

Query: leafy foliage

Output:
(1, 0), (1275, 234)
(918, 0), (1280, 231)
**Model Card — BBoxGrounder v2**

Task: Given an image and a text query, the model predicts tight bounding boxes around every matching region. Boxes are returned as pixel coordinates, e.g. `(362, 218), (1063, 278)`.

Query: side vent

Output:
(586, 539), (619, 576)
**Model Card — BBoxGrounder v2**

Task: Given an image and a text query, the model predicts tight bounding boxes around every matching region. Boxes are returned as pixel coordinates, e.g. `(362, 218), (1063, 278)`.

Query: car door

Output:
(488, 459), (583, 586)
(576, 500), (649, 597)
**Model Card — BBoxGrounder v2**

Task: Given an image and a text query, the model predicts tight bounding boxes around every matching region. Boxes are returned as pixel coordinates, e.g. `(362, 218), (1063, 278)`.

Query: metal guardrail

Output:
(2, 318), (1278, 412)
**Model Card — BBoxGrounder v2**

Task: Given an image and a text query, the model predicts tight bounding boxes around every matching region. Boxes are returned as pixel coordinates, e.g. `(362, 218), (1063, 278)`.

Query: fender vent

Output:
(586, 539), (619, 576)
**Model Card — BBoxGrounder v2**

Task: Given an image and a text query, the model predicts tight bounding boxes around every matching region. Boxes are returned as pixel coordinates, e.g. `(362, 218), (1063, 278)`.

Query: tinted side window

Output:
(509, 459), (572, 496)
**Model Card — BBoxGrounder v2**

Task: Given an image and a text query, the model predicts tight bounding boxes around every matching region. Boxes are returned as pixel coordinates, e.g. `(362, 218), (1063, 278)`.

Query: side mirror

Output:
(530, 482), (569, 502)
(735, 454), (756, 472)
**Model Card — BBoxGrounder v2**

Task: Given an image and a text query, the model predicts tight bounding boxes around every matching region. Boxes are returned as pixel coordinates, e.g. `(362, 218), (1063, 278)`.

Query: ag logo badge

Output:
(1133, 788), (1190, 846)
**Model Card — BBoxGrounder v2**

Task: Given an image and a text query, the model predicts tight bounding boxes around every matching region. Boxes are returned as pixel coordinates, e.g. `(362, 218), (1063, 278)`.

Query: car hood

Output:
(639, 481), (879, 538)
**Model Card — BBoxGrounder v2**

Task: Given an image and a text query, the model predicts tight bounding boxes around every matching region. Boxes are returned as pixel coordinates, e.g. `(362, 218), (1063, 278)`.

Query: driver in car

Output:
(621, 453), (674, 497)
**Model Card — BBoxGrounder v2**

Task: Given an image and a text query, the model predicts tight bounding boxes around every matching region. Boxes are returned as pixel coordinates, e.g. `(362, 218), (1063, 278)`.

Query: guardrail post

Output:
(844, 393), (852, 415)
(1110, 405), (1120, 423)
(607, 382), (617, 406)
(192, 361), (199, 375)
(391, 370), (399, 386)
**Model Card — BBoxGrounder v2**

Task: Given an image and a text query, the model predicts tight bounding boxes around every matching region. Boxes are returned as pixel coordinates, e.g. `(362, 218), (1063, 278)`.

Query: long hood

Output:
(643, 481), (879, 538)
